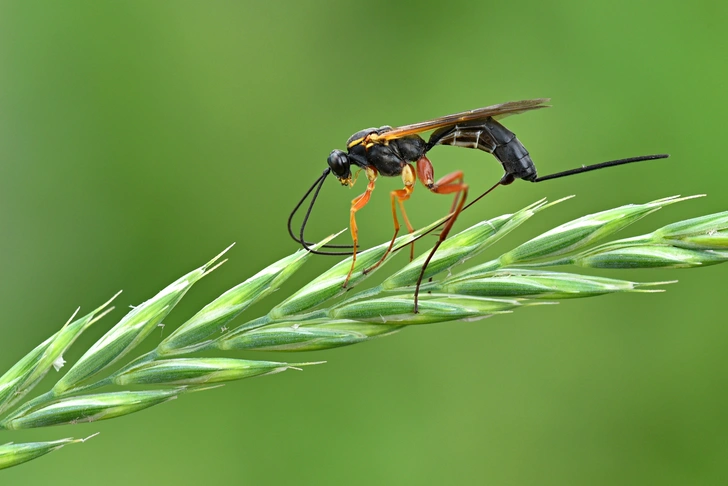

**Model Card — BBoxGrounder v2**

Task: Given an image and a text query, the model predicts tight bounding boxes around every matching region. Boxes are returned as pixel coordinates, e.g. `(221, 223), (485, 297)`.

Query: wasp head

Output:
(327, 150), (352, 186)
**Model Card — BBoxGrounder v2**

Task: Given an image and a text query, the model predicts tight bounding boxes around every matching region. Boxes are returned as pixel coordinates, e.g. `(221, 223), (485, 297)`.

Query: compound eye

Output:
(327, 150), (351, 179)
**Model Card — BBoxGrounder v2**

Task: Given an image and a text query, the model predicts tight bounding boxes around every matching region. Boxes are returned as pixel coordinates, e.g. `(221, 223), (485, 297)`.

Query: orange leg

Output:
(344, 168), (377, 287)
(397, 189), (417, 260)
(364, 165), (417, 274)
(414, 156), (469, 313)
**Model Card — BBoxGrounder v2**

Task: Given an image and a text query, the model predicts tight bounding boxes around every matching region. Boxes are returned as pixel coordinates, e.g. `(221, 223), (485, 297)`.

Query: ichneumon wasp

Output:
(288, 98), (668, 313)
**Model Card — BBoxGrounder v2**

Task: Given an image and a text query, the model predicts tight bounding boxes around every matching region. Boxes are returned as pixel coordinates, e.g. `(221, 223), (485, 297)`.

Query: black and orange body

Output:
(333, 99), (547, 185)
(287, 98), (668, 313)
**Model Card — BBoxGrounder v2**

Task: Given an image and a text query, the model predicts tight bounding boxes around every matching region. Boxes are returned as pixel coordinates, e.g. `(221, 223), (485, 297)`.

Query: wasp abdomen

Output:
(428, 117), (537, 181)
(494, 136), (537, 181)
(486, 119), (537, 182)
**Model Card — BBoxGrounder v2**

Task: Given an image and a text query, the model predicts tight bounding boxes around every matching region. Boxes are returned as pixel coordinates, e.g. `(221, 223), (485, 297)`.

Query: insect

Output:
(288, 99), (668, 312)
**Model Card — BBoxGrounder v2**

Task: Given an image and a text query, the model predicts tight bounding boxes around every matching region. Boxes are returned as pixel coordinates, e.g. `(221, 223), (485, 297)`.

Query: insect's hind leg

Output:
(414, 156), (469, 313)
(364, 165), (417, 275)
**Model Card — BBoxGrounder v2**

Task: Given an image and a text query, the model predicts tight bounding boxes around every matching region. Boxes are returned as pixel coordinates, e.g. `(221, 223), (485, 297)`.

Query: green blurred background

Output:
(1, 1), (726, 484)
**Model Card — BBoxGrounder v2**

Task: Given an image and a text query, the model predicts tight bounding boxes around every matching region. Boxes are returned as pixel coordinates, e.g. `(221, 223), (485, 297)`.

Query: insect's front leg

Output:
(344, 167), (378, 287)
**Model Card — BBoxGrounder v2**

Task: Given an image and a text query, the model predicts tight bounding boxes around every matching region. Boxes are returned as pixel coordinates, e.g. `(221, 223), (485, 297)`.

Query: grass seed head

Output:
(1, 194), (727, 469)
(436, 270), (670, 299)
(329, 294), (527, 325)
(498, 196), (701, 266)
(5, 390), (183, 430)
(113, 358), (321, 385)
(0, 294), (118, 414)
(219, 319), (401, 351)
(0, 436), (96, 470)
(53, 250), (228, 395)
(652, 210), (728, 249)
(158, 243), (325, 356)
(574, 245), (728, 268)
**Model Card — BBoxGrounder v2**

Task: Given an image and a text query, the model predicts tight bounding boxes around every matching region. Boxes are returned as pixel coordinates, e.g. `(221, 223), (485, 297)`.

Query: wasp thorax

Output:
(327, 150), (351, 183)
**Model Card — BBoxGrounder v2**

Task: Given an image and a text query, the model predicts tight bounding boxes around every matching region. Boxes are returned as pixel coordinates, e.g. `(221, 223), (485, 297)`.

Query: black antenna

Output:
(287, 168), (355, 256)
(287, 169), (328, 245)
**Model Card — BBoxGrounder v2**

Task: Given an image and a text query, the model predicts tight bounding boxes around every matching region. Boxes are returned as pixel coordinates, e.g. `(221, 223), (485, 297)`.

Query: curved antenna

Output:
(287, 168), (356, 256)
(287, 169), (328, 244)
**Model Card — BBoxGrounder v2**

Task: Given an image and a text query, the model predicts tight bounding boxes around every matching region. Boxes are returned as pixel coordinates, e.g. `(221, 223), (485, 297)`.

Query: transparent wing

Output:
(375, 98), (549, 142)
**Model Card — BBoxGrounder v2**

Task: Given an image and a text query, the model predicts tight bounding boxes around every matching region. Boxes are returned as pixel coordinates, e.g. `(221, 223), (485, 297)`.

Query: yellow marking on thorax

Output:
(347, 132), (388, 150)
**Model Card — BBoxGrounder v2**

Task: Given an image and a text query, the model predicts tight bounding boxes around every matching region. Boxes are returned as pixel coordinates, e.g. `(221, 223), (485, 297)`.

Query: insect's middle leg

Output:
(413, 156), (469, 312)
(364, 164), (417, 274)
(344, 167), (378, 287)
